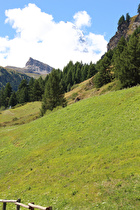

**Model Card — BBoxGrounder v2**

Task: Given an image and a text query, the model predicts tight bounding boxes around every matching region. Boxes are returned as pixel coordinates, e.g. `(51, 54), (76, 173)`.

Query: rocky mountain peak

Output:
(6, 58), (53, 77)
(25, 57), (35, 66)
(25, 57), (53, 74)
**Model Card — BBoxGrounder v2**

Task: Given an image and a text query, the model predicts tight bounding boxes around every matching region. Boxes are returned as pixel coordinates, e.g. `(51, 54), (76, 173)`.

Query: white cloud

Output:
(0, 3), (107, 69)
(73, 11), (91, 29)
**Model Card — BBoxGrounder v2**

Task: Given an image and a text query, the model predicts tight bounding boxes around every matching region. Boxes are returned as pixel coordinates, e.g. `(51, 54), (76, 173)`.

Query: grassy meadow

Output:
(0, 85), (140, 209)
(0, 101), (41, 127)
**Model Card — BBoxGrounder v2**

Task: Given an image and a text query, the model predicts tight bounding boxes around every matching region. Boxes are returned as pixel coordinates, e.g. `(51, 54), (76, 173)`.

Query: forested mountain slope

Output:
(0, 67), (30, 91)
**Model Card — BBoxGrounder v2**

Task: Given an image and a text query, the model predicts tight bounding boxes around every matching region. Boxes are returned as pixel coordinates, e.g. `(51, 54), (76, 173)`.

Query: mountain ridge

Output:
(6, 57), (53, 76)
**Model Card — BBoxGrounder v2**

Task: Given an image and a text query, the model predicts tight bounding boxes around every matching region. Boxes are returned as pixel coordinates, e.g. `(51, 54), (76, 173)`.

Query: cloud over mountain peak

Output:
(0, 3), (107, 69)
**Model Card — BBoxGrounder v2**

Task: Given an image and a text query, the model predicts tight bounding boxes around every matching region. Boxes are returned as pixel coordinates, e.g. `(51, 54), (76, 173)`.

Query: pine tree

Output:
(8, 92), (17, 107)
(4, 82), (12, 107)
(18, 87), (29, 104)
(126, 13), (130, 23)
(113, 36), (127, 78)
(115, 34), (140, 87)
(28, 77), (35, 101)
(87, 62), (97, 79)
(41, 69), (67, 115)
(67, 83), (71, 92)
(32, 80), (43, 101)
(138, 4), (140, 14)
(66, 69), (73, 87)
(94, 50), (114, 88)
(38, 77), (45, 96)
(118, 15), (125, 27)
(0, 87), (6, 108)
(81, 65), (89, 81)
(75, 67), (81, 83)
(18, 79), (28, 90)
(17, 80), (29, 104)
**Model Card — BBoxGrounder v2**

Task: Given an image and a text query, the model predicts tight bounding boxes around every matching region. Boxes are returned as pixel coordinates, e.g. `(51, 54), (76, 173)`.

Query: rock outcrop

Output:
(107, 14), (140, 51)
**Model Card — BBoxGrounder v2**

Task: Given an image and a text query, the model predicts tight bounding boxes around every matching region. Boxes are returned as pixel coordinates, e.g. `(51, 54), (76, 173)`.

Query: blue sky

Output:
(0, 0), (139, 69)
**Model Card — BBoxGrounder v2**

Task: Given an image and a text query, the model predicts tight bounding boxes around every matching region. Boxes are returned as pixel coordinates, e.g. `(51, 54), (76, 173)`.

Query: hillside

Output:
(0, 85), (139, 209)
(0, 101), (41, 127)
(65, 78), (119, 105)
(0, 67), (31, 91)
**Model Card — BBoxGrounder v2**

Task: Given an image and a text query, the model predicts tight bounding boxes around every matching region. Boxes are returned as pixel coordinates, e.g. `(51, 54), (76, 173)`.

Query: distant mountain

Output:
(6, 57), (53, 76)
(107, 14), (140, 51)
(0, 67), (31, 91)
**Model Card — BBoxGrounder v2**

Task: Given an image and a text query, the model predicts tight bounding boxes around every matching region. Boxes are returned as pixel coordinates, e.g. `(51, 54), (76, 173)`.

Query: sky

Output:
(0, 0), (139, 69)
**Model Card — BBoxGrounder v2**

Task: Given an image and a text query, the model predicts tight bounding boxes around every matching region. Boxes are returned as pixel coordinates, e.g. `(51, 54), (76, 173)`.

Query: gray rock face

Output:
(107, 14), (140, 51)
(24, 57), (53, 74)
(107, 22), (128, 51)
(6, 58), (53, 76)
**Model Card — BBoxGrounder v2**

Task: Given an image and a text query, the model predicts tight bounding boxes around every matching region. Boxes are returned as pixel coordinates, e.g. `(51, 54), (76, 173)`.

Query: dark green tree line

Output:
(0, 60), (97, 110)
(0, 76), (45, 109)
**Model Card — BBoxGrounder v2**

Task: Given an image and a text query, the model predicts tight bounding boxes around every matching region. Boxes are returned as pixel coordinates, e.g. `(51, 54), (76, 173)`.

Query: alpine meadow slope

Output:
(0, 85), (140, 209)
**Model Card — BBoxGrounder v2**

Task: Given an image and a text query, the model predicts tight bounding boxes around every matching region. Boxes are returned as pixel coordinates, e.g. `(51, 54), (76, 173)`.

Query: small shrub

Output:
(13, 117), (18, 121)
(72, 190), (78, 196)
(72, 92), (78, 100)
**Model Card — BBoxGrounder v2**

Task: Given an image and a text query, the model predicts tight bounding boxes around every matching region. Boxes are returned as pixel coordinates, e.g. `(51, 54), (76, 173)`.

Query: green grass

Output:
(0, 86), (140, 209)
(0, 101), (41, 126)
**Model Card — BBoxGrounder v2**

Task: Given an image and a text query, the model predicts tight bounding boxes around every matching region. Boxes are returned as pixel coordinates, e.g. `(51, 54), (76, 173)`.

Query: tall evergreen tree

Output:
(81, 64), (89, 81)
(17, 79), (29, 104)
(67, 83), (71, 92)
(94, 50), (114, 88)
(4, 82), (12, 98)
(41, 69), (67, 115)
(28, 77), (35, 101)
(8, 92), (17, 107)
(138, 4), (140, 14)
(18, 87), (29, 104)
(113, 36), (127, 78)
(118, 15), (125, 27)
(38, 77), (45, 96)
(32, 80), (42, 101)
(115, 34), (140, 87)
(66, 69), (73, 87)
(75, 66), (81, 83)
(87, 62), (97, 79)
(18, 79), (28, 90)
(126, 13), (131, 23)
(4, 82), (12, 107)
(0, 87), (6, 108)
